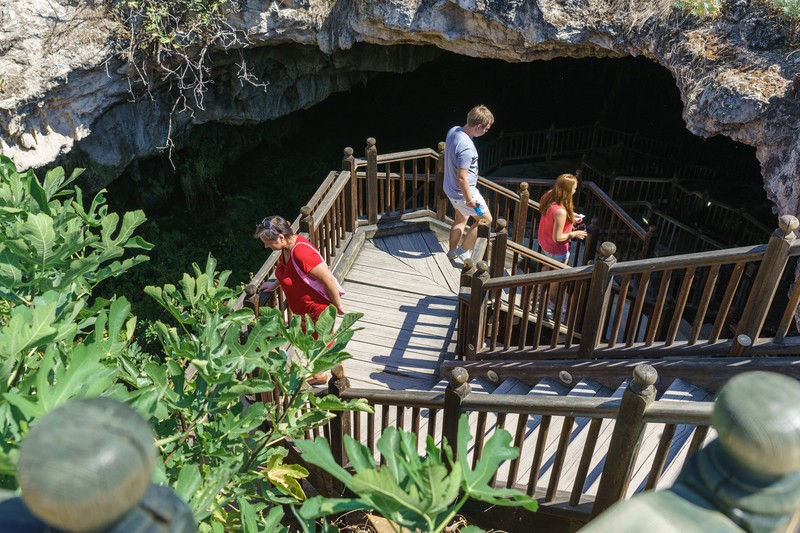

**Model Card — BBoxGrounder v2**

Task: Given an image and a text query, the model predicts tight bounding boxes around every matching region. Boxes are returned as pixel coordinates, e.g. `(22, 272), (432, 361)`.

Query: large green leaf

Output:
(295, 437), (353, 487)
(263, 452), (308, 500)
(25, 172), (49, 214)
(348, 468), (430, 529)
(18, 213), (55, 267)
(456, 416), (538, 512)
(175, 464), (203, 502)
(343, 434), (376, 474)
(0, 296), (59, 362)
(34, 345), (119, 413)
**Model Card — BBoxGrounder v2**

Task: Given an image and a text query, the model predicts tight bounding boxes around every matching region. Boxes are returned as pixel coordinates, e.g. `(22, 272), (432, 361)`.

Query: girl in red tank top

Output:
(537, 174), (587, 262)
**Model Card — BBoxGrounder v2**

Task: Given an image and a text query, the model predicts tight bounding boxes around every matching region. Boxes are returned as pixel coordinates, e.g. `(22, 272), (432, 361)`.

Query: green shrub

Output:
(674, 0), (721, 17)
(0, 156), (370, 529)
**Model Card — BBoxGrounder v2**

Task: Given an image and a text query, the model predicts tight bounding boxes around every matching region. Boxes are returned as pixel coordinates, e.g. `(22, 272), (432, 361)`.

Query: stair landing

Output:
(338, 230), (463, 391)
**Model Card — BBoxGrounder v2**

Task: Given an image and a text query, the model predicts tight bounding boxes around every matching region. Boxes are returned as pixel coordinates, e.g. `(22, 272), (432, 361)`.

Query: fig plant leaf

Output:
(297, 414), (538, 533)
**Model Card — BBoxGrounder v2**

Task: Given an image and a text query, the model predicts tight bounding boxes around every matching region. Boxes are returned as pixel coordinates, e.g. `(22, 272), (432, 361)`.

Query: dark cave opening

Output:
(103, 51), (771, 319)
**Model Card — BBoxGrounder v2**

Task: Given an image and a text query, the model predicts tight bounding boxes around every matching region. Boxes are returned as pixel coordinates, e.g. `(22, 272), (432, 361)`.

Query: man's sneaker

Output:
(447, 246), (471, 262)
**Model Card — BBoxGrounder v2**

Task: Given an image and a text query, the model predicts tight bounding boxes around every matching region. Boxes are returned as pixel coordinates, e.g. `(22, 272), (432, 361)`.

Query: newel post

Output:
(578, 242), (617, 358)
(513, 182), (530, 244)
(641, 224), (658, 259)
(465, 261), (490, 360)
(730, 215), (799, 355)
(443, 367), (471, 460)
(342, 147), (358, 232)
(490, 218), (508, 279)
(457, 259), (477, 358)
(327, 365), (351, 469)
(582, 215), (601, 264)
(299, 205), (316, 248)
(591, 364), (658, 517)
(434, 141), (448, 221)
(365, 137), (378, 224)
(243, 284), (259, 316)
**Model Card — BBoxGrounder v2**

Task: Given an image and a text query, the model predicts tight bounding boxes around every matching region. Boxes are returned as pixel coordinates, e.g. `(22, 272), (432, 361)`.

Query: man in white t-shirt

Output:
(444, 105), (494, 262)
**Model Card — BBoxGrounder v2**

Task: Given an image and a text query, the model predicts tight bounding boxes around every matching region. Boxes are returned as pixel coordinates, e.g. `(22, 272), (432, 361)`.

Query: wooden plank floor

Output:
(338, 230), (463, 391)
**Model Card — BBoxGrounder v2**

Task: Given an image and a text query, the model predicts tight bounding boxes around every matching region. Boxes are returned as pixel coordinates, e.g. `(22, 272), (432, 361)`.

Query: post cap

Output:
(600, 241), (617, 257)
(450, 367), (469, 386)
(713, 371), (800, 476)
(778, 215), (799, 234)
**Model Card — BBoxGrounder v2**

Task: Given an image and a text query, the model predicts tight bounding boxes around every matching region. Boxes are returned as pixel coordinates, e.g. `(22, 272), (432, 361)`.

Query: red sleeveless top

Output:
(538, 203), (573, 255)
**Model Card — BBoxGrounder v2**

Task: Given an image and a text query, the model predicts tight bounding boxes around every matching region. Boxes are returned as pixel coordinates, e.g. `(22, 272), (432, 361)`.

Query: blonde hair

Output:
(539, 174), (578, 222)
(466, 105), (494, 128)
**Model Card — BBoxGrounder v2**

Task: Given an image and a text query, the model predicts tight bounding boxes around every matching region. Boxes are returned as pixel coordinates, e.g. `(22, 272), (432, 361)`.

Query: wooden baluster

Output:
(443, 367), (471, 461)
(465, 261), (490, 360)
(591, 364), (658, 517)
(342, 147), (357, 233)
(365, 137), (378, 224)
(578, 242), (617, 358)
(513, 183), (529, 244)
(327, 365), (351, 470)
(731, 215), (799, 355)
(546, 123), (555, 161)
(434, 141), (448, 221)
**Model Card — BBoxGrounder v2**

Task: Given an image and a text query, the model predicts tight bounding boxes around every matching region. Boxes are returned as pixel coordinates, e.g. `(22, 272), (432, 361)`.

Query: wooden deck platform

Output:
(339, 230), (463, 391)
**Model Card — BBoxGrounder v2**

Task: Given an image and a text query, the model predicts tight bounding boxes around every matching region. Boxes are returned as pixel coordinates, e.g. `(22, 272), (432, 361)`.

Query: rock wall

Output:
(0, 0), (798, 218)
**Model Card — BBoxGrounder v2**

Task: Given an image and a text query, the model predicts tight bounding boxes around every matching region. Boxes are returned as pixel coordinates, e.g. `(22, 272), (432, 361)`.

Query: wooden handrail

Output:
(504, 240), (568, 270)
(582, 182), (646, 240)
(321, 364), (719, 525)
(608, 243), (766, 275)
(352, 147), (439, 168)
(482, 265), (594, 290)
(308, 171), (350, 229)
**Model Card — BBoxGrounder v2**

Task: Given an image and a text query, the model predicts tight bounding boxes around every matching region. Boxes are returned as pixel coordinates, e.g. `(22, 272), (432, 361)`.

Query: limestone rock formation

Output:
(0, 0), (798, 218)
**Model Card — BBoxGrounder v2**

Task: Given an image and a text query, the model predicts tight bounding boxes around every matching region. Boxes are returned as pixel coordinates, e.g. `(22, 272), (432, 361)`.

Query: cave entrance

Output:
(105, 51), (771, 318)
(225, 51), (769, 224)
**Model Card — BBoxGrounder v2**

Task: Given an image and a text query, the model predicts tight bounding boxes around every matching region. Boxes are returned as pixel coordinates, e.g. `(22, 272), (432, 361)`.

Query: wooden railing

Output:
(458, 216), (800, 361)
(480, 125), (596, 175)
(314, 364), (715, 525)
(579, 182), (655, 263)
(351, 140), (440, 223)
(580, 160), (769, 253)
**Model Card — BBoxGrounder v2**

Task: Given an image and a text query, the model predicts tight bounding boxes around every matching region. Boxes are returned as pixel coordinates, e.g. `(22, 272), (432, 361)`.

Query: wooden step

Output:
(624, 378), (715, 497)
(415, 377), (496, 456)
(518, 378), (613, 496)
(494, 377), (570, 487)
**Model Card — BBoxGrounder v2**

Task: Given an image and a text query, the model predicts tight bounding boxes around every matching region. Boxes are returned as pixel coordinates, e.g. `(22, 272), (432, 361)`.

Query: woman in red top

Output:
(537, 173), (587, 264)
(254, 215), (345, 320)
(254, 216), (345, 384)
(537, 174), (587, 320)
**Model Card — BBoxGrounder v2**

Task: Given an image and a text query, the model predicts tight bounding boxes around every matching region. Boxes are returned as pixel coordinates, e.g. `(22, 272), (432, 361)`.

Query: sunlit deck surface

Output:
(339, 229), (463, 391)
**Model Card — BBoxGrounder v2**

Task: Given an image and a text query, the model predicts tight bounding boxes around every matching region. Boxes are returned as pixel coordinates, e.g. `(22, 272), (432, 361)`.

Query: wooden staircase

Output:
(237, 134), (800, 532)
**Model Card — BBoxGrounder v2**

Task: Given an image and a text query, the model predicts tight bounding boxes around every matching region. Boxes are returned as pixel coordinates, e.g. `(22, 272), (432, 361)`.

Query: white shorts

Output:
(448, 189), (489, 218)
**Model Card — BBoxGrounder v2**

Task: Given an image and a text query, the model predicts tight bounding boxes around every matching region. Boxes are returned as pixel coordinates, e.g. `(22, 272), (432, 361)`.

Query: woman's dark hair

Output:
(254, 215), (294, 241)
